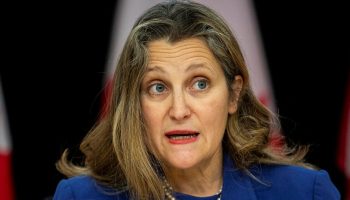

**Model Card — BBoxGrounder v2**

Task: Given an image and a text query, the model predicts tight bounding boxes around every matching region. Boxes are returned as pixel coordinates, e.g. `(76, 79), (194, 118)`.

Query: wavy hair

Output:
(57, 1), (309, 199)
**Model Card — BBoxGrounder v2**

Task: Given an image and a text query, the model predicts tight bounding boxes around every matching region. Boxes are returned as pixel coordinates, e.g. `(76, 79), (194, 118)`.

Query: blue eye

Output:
(193, 79), (208, 90)
(149, 83), (166, 94)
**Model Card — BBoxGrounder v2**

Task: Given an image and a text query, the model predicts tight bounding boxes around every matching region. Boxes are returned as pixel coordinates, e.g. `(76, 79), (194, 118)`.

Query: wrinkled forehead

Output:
(142, 38), (228, 85)
(147, 38), (217, 65)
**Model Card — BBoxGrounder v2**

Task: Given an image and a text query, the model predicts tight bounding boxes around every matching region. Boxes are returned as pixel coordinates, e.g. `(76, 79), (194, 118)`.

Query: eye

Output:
(193, 79), (209, 91)
(149, 82), (167, 95)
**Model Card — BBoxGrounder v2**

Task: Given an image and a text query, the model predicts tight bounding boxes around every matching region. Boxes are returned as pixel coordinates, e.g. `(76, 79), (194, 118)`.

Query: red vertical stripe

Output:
(338, 75), (350, 171)
(338, 72), (350, 200)
(0, 153), (14, 200)
(100, 78), (113, 119)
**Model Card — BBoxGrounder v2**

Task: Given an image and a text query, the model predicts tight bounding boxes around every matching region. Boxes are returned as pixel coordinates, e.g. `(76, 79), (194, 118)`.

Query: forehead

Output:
(147, 38), (219, 66)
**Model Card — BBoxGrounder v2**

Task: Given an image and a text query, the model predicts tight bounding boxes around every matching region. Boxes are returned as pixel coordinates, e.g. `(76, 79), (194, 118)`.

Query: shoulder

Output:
(53, 175), (129, 200)
(249, 164), (340, 199)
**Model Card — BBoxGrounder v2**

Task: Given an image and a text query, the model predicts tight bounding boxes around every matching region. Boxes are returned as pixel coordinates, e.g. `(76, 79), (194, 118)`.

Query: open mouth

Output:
(165, 131), (199, 144)
(166, 133), (199, 140)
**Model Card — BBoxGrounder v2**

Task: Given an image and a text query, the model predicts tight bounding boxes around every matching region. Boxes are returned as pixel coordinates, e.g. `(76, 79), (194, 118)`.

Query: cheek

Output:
(141, 104), (158, 149)
(199, 97), (230, 131)
(141, 104), (155, 129)
(203, 94), (230, 116)
(141, 103), (167, 158)
(141, 102), (163, 138)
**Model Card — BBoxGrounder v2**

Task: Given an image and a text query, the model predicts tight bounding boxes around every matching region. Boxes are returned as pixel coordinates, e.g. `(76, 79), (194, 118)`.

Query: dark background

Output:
(1, 1), (349, 199)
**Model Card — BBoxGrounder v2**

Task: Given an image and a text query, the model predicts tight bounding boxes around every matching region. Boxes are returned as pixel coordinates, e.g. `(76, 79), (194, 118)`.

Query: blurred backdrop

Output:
(1, 0), (349, 199)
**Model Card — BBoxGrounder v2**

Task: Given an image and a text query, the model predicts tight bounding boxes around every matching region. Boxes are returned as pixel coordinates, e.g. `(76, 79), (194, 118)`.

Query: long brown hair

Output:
(57, 1), (309, 199)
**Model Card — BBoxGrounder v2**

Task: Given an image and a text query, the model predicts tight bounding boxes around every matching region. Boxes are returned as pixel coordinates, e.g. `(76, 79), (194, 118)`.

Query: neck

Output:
(163, 150), (223, 197)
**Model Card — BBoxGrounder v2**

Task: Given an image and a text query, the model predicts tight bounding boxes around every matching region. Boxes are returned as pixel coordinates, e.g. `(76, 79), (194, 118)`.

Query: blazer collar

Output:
(221, 154), (257, 200)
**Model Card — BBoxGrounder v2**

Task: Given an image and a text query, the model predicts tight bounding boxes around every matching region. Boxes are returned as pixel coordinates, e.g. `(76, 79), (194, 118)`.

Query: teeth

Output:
(169, 135), (197, 140)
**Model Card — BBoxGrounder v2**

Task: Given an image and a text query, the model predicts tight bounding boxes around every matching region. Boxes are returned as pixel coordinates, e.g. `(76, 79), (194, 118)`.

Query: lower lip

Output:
(168, 136), (198, 144)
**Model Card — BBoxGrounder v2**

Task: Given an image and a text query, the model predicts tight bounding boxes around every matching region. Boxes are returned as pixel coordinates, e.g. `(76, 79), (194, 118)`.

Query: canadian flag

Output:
(338, 72), (350, 200)
(0, 80), (14, 200)
(103, 0), (278, 141)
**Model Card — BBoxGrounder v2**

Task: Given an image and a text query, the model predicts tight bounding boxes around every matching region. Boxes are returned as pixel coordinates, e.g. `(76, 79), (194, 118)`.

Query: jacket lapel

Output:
(221, 155), (257, 200)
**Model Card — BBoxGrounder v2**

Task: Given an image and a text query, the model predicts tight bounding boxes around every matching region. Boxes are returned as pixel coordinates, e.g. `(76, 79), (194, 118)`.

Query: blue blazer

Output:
(53, 156), (340, 200)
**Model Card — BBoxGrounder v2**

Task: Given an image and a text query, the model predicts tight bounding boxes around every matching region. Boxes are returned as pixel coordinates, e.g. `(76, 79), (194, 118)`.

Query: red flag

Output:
(338, 72), (350, 200)
(0, 80), (14, 200)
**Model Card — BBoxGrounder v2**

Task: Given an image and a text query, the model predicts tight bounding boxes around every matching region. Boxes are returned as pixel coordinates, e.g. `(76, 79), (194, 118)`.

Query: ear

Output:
(228, 75), (243, 114)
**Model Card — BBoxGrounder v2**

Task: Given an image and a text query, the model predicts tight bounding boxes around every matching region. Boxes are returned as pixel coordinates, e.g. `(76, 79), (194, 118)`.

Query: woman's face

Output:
(141, 38), (238, 170)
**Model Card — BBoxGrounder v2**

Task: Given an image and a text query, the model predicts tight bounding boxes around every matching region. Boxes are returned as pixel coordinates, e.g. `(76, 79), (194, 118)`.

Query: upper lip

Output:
(165, 130), (199, 136)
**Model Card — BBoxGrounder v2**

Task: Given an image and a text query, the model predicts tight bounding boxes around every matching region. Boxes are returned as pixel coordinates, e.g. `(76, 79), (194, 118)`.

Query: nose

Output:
(169, 90), (191, 121)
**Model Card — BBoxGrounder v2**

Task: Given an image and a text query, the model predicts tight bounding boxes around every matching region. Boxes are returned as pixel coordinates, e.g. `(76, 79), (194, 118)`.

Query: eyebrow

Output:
(145, 66), (166, 73)
(185, 63), (214, 74)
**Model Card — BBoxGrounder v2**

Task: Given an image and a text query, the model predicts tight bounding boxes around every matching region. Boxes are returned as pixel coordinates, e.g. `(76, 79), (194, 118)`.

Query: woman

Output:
(53, 1), (340, 199)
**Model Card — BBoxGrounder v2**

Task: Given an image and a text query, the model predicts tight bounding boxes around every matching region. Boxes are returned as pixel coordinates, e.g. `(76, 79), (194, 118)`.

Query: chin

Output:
(164, 156), (200, 170)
